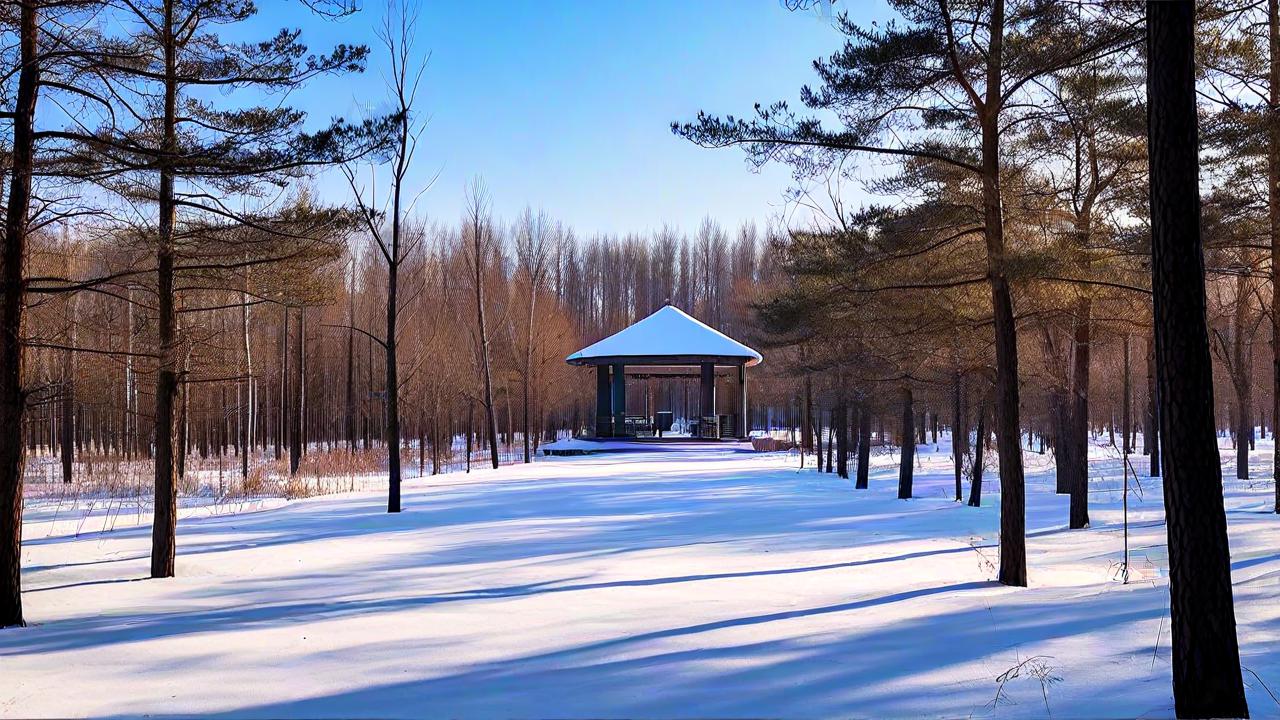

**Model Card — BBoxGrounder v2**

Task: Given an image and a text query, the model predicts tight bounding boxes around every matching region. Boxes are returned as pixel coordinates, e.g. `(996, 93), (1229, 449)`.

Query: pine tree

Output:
(90, 0), (389, 577)
(675, 0), (1136, 586)
(1147, 3), (1249, 716)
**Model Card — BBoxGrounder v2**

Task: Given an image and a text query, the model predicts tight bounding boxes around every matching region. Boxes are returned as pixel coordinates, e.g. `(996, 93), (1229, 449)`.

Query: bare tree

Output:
(463, 179), (500, 469)
(341, 0), (429, 512)
(514, 207), (552, 463)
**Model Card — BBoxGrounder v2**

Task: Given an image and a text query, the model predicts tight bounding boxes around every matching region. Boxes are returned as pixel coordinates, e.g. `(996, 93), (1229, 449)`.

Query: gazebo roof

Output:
(566, 305), (762, 367)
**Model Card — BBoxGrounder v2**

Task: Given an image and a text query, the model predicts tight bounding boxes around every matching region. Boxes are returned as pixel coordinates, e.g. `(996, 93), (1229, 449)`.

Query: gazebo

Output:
(567, 304), (763, 439)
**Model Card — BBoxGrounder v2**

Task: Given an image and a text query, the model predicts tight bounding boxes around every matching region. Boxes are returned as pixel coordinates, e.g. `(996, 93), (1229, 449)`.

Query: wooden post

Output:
(647, 378), (656, 425)
(611, 362), (626, 436)
(700, 362), (715, 437)
(595, 364), (611, 437)
(738, 363), (748, 439)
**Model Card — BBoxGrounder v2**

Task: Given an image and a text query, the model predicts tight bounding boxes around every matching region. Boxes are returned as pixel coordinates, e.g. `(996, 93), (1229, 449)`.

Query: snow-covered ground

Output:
(4, 436), (1279, 718)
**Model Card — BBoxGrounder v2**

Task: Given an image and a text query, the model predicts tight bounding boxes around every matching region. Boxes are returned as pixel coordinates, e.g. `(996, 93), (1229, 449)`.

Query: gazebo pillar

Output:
(699, 362), (715, 436)
(611, 362), (627, 436)
(738, 363), (748, 439)
(595, 365), (612, 437)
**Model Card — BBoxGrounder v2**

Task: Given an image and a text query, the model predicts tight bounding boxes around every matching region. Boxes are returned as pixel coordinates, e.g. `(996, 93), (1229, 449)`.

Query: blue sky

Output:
(248, 0), (890, 236)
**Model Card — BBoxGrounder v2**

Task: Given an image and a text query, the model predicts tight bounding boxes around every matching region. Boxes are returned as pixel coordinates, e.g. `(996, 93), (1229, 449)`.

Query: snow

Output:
(540, 437), (755, 454)
(566, 304), (763, 365)
(5, 436), (1280, 718)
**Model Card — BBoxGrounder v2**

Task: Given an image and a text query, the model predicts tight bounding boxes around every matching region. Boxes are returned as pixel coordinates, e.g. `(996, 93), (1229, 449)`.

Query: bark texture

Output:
(150, 0), (180, 579)
(0, 0), (39, 627)
(898, 385), (914, 500)
(1147, 4), (1249, 716)
(981, 0), (1026, 586)
(1068, 297), (1091, 529)
(1272, 0), (1280, 512)
(855, 401), (870, 490)
(953, 371), (968, 502)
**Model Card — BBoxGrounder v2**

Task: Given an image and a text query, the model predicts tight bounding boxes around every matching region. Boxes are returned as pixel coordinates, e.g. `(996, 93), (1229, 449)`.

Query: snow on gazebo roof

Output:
(566, 304), (762, 367)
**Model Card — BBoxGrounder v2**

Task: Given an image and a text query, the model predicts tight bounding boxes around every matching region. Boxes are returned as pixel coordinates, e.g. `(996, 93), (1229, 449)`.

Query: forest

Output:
(2, 1), (1277, 719)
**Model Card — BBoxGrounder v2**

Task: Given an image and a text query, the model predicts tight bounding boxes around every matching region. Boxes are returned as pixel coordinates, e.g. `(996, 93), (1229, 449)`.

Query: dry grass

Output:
(23, 433), (562, 504)
(24, 446), (392, 502)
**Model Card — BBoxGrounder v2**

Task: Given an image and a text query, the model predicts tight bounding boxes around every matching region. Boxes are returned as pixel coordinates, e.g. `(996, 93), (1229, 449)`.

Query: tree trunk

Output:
(815, 407), (824, 471)
(151, 0), (180, 580)
(299, 310), (307, 457)
(1069, 296), (1091, 529)
(125, 288), (136, 460)
(386, 253), (401, 512)
(1272, 0), (1280, 514)
(801, 374), (813, 451)
(416, 409), (424, 477)
(60, 342), (74, 484)
(466, 400), (474, 473)
(240, 277), (252, 481)
(836, 394), (848, 479)
(1233, 269), (1252, 481)
(825, 412), (835, 472)
(1146, 336), (1161, 477)
(968, 401), (986, 508)
(1122, 335), (1131, 455)
(1050, 386), (1070, 493)
(176, 349), (189, 483)
(363, 332), (372, 451)
(346, 263), (356, 451)
(476, 272), (499, 471)
(384, 103), (411, 507)
(0, 0), (39, 627)
(953, 370), (968, 502)
(856, 400), (870, 489)
(277, 306), (287, 461)
(981, 0), (1026, 587)
(290, 308), (303, 476)
(430, 403), (441, 475)
(523, 279), (537, 464)
(898, 385), (914, 499)
(1146, 5), (1250, 715)
(1234, 388), (1250, 479)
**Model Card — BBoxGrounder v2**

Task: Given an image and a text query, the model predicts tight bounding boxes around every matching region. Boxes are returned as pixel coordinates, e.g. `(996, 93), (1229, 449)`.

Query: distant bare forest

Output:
(21, 215), (798, 491)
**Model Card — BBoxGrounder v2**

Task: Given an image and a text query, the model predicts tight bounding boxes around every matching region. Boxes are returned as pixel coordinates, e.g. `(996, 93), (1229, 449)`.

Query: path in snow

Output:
(4, 439), (1280, 718)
